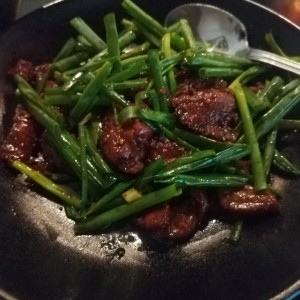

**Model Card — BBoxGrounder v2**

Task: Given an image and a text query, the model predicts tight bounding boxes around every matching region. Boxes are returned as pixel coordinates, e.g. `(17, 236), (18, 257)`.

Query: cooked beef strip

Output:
(137, 189), (209, 241)
(100, 113), (153, 174)
(219, 185), (280, 218)
(0, 105), (41, 165)
(146, 134), (187, 163)
(8, 60), (35, 83)
(171, 77), (238, 142)
(8, 59), (51, 87)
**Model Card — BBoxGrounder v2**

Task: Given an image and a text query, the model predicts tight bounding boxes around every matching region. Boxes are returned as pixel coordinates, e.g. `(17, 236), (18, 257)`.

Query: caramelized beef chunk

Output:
(137, 189), (209, 241)
(0, 105), (41, 165)
(100, 113), (153, 174)
(171, 77), (238, 142)
(8, 60), (35, 83)
(147, 135), (187, 162)
(8, 59), (51, 87)
(219, 185), (280, 218)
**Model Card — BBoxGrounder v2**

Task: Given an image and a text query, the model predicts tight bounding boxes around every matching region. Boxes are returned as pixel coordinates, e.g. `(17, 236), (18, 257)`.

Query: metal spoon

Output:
(165, 3), (300, 75)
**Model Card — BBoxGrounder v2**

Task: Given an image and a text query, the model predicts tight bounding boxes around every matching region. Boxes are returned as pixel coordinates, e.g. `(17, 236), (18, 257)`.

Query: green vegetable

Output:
(198, 67), (244, 78)
(162, 32), (177, 93)
(75, 184), (181, 234)
(53, 52), (89, 72)
(257, 76), (284, 103)
(70, 17), (106, 51)
(85, 180), (135, 216)
(233, 82), (267, 191)
(255, 87), (300, 140)
(179, 19), (198, 49)
(69, 61), (113, 126)
(121, 0), (166, 38)
(262, 129), (278, 178)
(155, 174), (248, 187)
(274, 150), (300, 176)
(157, 145), (248, 178)
(104, 13), (122, 73)
(12, 161), (82, 209)
(148, 50), (169, 112)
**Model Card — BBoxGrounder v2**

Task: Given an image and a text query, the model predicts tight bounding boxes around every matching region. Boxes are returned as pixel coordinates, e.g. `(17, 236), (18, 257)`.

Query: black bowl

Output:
(1, 1), (300, 299)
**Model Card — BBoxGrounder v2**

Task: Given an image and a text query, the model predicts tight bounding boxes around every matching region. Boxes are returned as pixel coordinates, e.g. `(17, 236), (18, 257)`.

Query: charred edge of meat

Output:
(171, 76), (239, 143)
(100, 113), (153, 174)
(8, 59), (51, 87)
(136, 189), (209, 243)
(146, 134), (187, 163)
(0, 105), (42, 165)
(219, 185), (280, 219)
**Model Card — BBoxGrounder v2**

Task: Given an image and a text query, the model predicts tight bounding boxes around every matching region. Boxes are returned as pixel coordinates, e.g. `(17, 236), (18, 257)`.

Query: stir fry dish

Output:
(1, 0), (300, 244)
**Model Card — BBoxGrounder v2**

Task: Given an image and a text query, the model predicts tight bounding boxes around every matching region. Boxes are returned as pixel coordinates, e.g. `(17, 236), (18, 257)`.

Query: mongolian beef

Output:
(1, 0), (300, 244)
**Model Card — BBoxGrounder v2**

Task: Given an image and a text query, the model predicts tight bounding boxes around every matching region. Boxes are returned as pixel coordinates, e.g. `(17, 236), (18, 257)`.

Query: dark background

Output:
(1, 0), (298, 31)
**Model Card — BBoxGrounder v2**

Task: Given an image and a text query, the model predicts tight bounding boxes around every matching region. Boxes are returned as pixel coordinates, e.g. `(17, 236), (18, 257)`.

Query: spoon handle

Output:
(248, 48), (300, 75)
